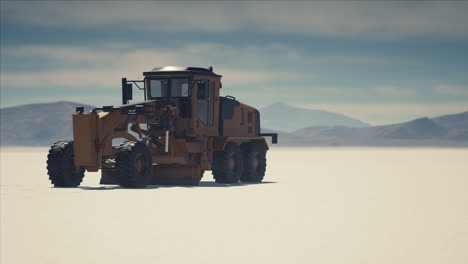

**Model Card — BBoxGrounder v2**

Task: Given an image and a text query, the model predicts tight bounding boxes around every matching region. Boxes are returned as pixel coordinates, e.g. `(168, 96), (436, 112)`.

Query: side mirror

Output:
(126, 83), (133, 100)
(121, 78), (133, 104)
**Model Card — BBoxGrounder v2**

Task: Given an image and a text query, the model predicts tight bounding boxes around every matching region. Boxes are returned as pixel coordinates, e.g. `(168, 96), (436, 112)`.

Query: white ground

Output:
(1, 147), (467, 264)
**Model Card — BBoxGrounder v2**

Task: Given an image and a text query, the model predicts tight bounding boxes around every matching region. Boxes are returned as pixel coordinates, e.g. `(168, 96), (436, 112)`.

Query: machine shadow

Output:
(77, 181), (276, 190)
(159, 181), (277, 188)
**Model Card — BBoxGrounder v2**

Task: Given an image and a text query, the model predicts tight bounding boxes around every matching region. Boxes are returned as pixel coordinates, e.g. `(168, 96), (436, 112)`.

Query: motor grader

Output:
(47, 66), (277, 188)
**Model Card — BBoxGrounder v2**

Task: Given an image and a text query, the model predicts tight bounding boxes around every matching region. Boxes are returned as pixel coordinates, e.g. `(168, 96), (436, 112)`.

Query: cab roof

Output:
(143, 66), (222, 77)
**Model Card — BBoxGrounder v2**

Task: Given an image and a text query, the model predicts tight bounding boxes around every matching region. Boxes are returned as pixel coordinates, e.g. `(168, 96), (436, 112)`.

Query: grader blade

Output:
(99, 165), (203, 185)
(100, 168), (119, 184)
(152, 165), (203, 186)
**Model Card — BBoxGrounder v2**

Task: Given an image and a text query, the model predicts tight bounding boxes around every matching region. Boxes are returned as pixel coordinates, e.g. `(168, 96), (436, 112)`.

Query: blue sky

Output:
(1, 1), (467, 124)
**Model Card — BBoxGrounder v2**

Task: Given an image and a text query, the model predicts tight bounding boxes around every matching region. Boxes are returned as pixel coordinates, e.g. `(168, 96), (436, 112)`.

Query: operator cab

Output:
(142, 66), (221, 121)
(118, 66), (221, 137)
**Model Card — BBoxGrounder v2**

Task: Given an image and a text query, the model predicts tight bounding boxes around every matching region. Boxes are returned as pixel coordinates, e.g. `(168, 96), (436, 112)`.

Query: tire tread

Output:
(46, 141), (84, 187)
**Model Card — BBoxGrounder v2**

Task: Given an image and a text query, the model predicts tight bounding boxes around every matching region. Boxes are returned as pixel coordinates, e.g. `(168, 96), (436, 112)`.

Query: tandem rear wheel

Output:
(212, 141), (267, 184)
(240, 142), (267, 182)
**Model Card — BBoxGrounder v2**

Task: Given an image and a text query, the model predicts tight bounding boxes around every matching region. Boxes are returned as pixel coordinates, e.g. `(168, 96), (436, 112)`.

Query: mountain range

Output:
(0, 101), (467, 147)
(259, 102), (369, 132)
(0, 101), (95, 146)
(275, 112), (468, 147)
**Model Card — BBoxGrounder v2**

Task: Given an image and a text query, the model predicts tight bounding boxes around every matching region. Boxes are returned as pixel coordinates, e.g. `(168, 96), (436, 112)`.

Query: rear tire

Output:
(115, 141), (152, 188)
(241, 142), (267, 182)
(213, 142), (243, 184)
(47, 141), (85, 187)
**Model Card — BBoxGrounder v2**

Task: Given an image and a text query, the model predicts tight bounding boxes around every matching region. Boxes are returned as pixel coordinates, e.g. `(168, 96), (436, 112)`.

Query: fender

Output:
(212, 136), (269, 151)
(100, 131), (138, 156)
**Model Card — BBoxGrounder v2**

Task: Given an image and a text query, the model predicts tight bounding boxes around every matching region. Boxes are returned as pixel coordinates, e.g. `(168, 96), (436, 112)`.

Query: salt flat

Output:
(1, 147), (467, 264)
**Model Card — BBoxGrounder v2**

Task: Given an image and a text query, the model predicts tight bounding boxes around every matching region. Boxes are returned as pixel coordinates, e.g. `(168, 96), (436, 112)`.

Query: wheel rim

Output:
(135, 153), (147, 175)
(228, 153), (240, 172)
(253, 152), (262, 173)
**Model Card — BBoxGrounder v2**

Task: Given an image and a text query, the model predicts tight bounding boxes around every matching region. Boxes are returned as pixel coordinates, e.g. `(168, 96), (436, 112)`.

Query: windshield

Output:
(150, 79), (189, 98)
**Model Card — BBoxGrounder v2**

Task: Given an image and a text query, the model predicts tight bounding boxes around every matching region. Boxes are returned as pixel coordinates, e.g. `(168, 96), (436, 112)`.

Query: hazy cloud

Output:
(1, 43), (303, 87)
(2, 2), (468, 39)
(3, 46), (116, 63)
(374, 85), (414, 97)
(433, 85), (468, 96)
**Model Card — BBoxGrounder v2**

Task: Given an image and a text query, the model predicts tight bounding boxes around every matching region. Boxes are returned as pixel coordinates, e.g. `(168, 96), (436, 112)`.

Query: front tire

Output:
(115, 141), (152, 188)
(47, 141), (85, 187)
(213, 142), (243, 184)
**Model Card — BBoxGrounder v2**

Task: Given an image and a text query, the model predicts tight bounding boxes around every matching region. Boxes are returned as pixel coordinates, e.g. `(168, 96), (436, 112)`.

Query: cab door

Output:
(195, 79), (216, 136)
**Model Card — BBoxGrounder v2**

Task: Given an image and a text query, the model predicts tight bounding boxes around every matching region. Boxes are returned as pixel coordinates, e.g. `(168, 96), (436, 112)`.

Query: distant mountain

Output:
(272, 111), (468, 147)
(375, 118), (447, 139)
(0, 101), (95, 146)
(432, 111), (468, 129)
(1, 101), (466, 147)
(432, 111), (468, 140)
(260, 102), (369, 132)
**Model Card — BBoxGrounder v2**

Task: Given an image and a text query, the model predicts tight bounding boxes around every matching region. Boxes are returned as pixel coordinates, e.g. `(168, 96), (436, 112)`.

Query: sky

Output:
(1, 1), (467, 125)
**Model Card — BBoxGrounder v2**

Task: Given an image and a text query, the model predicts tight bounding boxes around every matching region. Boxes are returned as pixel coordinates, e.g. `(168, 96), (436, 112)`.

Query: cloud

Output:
(374, 85), (414, 97)
(2, 2), (468, 39)
(298, 103), (468, 125)
(3, 46), (116, 63)
(433, 85), (468, 96)
(0, 43), (304, 87)
(0, 68), (295, 88)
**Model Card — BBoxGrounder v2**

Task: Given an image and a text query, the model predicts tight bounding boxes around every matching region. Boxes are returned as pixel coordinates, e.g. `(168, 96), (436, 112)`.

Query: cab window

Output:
(150, 79), (189, 98)
(196, 80), (209, 124)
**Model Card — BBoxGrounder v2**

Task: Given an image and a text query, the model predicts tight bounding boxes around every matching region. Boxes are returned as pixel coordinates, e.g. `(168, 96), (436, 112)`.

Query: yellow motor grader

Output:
(47, 66), (277, 188)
